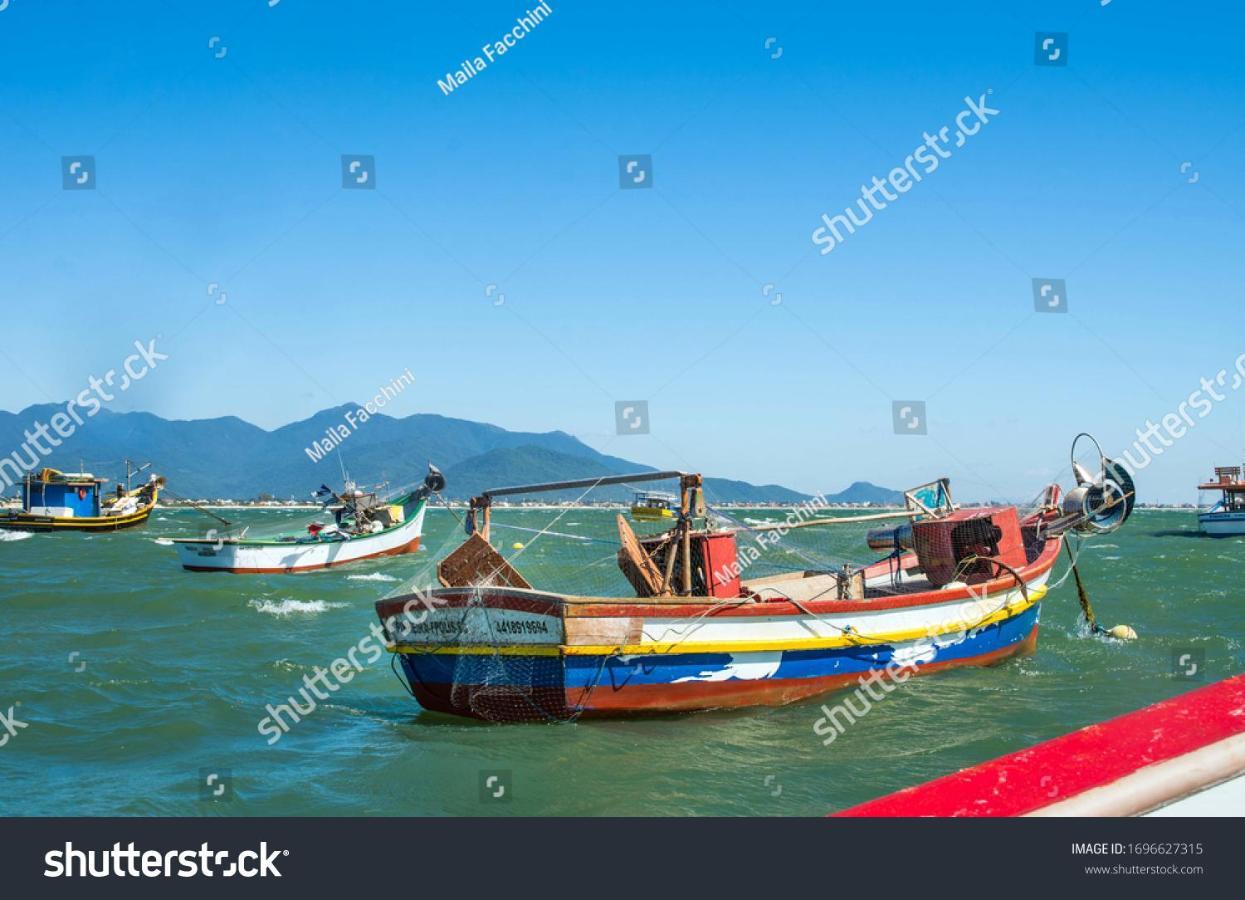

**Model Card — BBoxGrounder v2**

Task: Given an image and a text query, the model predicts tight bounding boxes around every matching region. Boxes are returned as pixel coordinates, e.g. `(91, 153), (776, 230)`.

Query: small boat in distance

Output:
(1197, 466), (1245, 536)
(629, 489), (676, 521)
(0, 461), (163, 532)
(170, 465), (445, 573)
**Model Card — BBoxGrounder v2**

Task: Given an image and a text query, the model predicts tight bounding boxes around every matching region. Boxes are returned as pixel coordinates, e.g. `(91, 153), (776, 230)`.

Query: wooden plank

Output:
(436, 532), (531, 589)
(615, 513), (666, 597)
(563, 615), (643, 646)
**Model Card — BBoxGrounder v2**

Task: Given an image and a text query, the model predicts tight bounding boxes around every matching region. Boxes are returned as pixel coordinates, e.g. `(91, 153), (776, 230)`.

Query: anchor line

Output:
(158, 485), (234, 528)
(488, 522), (617, 545)
(388, 651), (419, 700)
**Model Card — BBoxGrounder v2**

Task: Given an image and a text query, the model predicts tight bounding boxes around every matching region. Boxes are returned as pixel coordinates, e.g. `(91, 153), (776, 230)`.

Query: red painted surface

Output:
(834, 673), (1245, 817)
(700, 531), (742, 599)
(912, 507), (1028, 587)
(184, 536), (421, 573)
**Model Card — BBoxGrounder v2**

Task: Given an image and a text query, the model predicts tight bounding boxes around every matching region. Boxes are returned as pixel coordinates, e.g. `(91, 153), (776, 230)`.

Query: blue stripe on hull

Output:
(400, 652), (566, 688)
(399, 604), (1040, 695)
(565, 603), (1040, 688)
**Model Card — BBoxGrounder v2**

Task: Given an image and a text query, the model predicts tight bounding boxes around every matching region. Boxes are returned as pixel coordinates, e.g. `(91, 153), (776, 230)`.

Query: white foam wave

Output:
(247, 598), (344, 617)
(0, 531), (34, 542)
(347, 573), (398, 582)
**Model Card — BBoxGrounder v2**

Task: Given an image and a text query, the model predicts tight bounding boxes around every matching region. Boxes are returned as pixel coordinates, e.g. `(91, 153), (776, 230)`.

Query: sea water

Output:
(0, 508), (1240, 816)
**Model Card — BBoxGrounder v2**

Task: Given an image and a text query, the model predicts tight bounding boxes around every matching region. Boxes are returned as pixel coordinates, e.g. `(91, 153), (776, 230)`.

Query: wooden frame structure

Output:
(459, 470), (704, 596)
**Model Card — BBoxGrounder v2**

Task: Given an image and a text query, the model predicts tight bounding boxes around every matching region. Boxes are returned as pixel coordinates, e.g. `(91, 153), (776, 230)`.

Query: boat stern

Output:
(377, 587), (571, 721)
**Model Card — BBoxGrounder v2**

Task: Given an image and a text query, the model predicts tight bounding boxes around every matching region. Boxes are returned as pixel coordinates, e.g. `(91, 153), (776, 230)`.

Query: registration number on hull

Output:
(389, 606), (562, 645)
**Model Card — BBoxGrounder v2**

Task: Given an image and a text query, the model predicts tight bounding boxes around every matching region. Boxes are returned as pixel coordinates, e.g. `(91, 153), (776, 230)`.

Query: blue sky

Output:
(1, 0), (1243, 502)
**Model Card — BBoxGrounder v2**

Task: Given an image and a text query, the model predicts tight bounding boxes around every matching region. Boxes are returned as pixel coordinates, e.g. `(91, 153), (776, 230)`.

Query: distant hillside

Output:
(823, 481), (904, 506)
(0, 404), (843, 503)
(442, 445), (811, 503)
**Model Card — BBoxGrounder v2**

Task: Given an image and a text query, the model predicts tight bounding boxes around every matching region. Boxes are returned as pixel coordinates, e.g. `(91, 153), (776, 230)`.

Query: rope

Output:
(489, 522), (617, 545)
(1064, 537), (1102, 633)
(158, 486), (234, 527)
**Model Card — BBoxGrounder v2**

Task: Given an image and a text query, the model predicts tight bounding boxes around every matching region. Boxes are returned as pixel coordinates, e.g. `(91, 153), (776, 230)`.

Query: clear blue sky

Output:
(1, 0), (1243, 503)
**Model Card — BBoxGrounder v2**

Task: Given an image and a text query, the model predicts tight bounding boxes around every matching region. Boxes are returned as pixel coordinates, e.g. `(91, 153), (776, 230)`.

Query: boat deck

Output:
(743, 562), (931, 604)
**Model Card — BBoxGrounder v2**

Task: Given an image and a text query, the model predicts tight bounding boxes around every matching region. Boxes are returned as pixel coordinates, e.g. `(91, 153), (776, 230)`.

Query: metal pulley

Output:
(1063, 434), (1136, 535)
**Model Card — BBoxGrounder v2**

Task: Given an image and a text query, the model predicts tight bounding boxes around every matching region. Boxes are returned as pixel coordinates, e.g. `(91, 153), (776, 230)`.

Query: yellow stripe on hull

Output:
(391, 584), (1046, 657)
(630, 508), (674, 520)
(0, 504), (156, 532)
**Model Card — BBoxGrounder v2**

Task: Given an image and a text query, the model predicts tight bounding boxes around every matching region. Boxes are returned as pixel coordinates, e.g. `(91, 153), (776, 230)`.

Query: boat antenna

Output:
(122, 458), (152, 493)
(336, 447), (349, 487)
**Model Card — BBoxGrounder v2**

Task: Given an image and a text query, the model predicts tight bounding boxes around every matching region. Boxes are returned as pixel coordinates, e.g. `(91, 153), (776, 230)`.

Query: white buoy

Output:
(1108, 624), (1137, 641)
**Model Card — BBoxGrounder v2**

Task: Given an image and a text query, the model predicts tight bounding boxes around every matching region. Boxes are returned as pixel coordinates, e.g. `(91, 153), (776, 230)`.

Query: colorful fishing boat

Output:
(1197, 466), (1245, 536)
(377, 437), (1135, 721)
(170, 465), (444, 574)
(0, 461), (163, 532)
(629, 489), (676, 521)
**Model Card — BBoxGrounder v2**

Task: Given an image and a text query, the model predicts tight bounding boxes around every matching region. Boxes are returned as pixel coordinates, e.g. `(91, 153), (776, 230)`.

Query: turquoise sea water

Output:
(1, 508), (1242, 816)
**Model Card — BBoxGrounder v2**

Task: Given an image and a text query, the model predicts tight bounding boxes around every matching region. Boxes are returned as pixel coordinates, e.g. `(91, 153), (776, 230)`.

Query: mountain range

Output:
(0, 404), (903, 504)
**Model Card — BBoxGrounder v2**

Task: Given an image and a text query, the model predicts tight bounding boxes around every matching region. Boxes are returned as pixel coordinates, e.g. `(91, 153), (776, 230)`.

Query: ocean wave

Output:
(247, 598), (344, 617)
(0, 531), (34, 542)
(347, 573), (398, 582)
(152, 538), (174, 546)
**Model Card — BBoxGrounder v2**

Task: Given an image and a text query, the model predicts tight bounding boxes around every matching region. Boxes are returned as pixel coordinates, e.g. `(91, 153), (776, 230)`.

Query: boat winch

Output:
(1061, 433), (1136, 536)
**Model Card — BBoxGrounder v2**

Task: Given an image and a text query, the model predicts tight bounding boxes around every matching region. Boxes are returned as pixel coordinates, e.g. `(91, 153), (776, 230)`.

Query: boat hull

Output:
(1198, 511), (1245, 536)
(0, 503), (156, 532)
(174, 504), (426, 573)
(380, 540), (1059, 721)
(395, 611), (1041, 720)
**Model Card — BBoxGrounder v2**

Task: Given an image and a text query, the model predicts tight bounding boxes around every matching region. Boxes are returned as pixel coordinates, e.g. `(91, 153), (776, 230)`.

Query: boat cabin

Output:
(21, 469), (108, 518)
(630, 490), (676, 519)
(1199, 466), (1245, 512)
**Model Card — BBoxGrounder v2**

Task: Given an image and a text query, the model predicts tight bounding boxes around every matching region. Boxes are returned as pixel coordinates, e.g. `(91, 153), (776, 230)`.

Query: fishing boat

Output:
(170, 465), (445, 574)
(1197, 466), (1245, 536)
(376, 436), (1136, 721)
(0, 461), (163, 532)
(629, 489), (676, 521)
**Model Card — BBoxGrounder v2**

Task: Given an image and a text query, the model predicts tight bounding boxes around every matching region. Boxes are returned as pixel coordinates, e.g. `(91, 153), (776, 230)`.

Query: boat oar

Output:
(1065, 541), (1136, 641)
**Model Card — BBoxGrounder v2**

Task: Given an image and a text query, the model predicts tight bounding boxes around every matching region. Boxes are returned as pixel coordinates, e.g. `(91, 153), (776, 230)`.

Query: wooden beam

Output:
(483, 471), (689, 498)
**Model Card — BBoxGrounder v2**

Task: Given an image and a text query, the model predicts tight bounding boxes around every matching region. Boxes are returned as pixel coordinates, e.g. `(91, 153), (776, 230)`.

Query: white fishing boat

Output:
(170, 466), (444, 573)
(1197, 466), (1245, 536)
